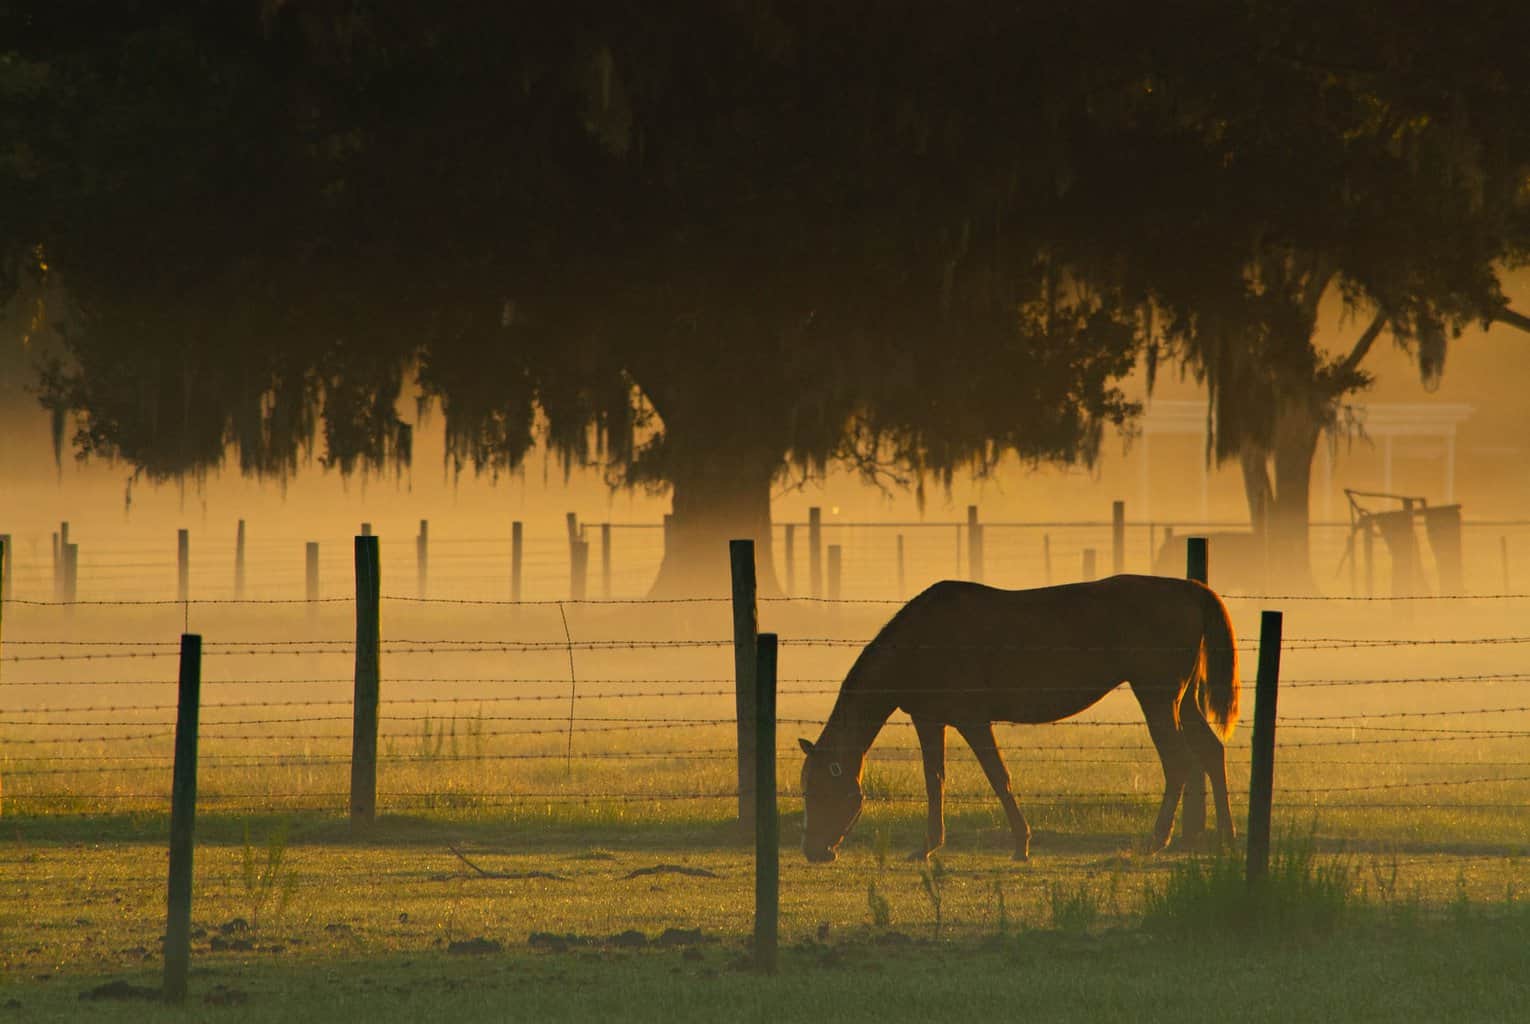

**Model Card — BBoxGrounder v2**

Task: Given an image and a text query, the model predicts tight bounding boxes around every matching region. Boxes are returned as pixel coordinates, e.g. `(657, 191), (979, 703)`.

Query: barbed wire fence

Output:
(3, 536), (1529, 829)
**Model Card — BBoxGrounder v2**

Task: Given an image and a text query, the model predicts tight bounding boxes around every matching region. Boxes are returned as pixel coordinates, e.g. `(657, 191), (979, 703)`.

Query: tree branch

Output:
(1492, 307), (1530, 335)
(1339, 310), (1388, 376)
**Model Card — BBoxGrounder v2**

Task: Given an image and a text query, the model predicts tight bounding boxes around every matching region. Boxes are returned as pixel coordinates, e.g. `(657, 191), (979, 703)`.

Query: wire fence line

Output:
(4, 570), (1530, 837)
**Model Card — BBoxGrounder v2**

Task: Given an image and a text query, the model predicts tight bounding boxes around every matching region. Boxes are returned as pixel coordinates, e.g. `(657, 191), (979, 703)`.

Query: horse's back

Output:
(858, 576), (1216, 723)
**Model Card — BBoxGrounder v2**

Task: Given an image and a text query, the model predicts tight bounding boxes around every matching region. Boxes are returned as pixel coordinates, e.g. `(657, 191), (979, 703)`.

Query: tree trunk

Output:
(646, 436), (785, 599)
(1238, 400), (1322, 592)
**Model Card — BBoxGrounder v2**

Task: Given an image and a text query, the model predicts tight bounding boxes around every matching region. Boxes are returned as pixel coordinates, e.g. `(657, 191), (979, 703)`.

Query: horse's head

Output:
(798, 737), (863, 864)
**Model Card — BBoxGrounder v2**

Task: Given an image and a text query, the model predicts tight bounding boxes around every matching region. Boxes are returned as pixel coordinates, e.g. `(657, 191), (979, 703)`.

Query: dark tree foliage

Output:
(4, 1), (1528, 591)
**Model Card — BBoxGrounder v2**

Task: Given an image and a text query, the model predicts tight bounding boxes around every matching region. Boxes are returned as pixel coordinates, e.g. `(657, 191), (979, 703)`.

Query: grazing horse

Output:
(799, 575), (1240, 863)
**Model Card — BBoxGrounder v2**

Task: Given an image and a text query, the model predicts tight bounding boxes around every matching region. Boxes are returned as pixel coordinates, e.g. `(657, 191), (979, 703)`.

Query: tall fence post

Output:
(1182, 536), (1210, 840)
(570, 534), (589, 601)
(63, 542), (78, 604)
(511, 520), (524, 602)
(827, 544), (843, 601)
(808, 507), (823, 598)
(1112, 500), (1126, 575)
(896, 533), (906, 597)
(731, 540), (759, 830)
(1246, 610), (1284, 884)
(416, 519), (429, 598)
(351, 535), (381, 825)
(1081, 548), (1096, 581)
(1, 533), (12, 604)
(163, 633), (202, 1004)
(177, 528), (190, 604)
(234, 520), (246, 601)
(783, 524), (796, 596)
(967, 506), (984, 583)
(753, 632), (779, 974)
(59, 522), (69, 602)
(305, 541), (320, 607)
(600, 522), (613, 599)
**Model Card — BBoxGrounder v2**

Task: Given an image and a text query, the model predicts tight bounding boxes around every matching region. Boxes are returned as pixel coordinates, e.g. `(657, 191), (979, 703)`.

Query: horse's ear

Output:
(798, 738), (815, 756)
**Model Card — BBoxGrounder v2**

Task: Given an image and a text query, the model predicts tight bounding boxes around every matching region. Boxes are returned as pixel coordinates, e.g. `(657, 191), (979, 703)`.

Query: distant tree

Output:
(1078, 1), (1530, 585)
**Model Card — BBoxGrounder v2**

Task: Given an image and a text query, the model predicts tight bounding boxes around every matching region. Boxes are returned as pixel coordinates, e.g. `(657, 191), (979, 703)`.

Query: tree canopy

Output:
(4, 1), (1528, 591)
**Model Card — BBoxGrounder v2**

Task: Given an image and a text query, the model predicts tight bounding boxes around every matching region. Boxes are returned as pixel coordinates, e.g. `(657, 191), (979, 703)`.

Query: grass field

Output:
(5, 593), (1530, 1019)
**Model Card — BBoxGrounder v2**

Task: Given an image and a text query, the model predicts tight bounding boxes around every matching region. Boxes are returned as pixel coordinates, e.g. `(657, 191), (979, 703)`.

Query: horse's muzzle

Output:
(803, 845), (838, 864)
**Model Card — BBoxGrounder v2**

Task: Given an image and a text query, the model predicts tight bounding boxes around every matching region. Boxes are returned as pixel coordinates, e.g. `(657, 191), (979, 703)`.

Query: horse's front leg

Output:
(912, 718), (947, 860)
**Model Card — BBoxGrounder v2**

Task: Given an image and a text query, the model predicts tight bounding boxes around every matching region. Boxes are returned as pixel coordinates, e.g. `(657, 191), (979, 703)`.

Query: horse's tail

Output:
(1196, 583), (1241, 740)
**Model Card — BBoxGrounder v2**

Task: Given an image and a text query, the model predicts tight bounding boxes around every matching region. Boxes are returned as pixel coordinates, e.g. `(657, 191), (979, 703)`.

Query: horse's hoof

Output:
(906, 849), (933, 863)
(1012, 849), (1029, 863)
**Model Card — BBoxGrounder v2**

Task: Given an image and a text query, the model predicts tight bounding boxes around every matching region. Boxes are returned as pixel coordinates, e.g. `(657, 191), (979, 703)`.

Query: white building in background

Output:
(1136, 399), (1474, 523)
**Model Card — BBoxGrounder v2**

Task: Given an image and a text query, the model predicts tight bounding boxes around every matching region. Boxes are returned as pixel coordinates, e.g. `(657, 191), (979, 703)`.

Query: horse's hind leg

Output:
(1138, 700), (1193, 852)
(912, 718), (947, 860)
(953, 722), (1031, 861)
(1182, 707), (1236, 845)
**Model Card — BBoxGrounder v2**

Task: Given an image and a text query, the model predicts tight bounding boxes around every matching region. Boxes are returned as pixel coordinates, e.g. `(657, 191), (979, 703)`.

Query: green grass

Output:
(4, 809), (1530, 1022)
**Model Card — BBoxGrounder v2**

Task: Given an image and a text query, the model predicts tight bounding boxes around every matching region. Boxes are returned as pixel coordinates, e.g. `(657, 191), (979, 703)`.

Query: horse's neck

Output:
(818, 686), (896, 767)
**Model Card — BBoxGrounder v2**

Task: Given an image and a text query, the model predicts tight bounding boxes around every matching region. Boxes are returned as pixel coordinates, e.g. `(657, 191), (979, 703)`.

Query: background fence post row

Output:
(730, 540), (759, 830)
(163, 632), (202, 1004)
(1246, 609), (1284, 884)
(967, 505), (984, 583)
(351, 535), (381, 825)
(1181, 535), (1210, 840)
(0, 532), (10, 604)
(753, 631), (779, 975)
(827, 544), (843, 602)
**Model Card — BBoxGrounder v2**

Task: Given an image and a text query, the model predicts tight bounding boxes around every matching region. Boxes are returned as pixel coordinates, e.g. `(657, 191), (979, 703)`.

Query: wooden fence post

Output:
(754, 632), (779, 974)
(351, 535), (381, 825)
(305, 542), (320, 607)
(511, 520), (524, 602)
(163, 633), (202, 1004)
(234, 520), (246, 601)
(1246, 610), (1284, 884)
(570, 535), (589, 601)
(1182, 536), (1210, 840)
(0, 533), (10, 604)
(731, 540), (759, 830)
(416, 519), (429, 598)
(59, 522), (69, 596)
(1112, 500), (1126, 575)
(783, 524), (796, 597)
(1081, 548), (1096, 581)
(177, 529), (190, 604)
(63, 542), (78, 604)
(808, 507), (823, 598)
(897, 533), (906, 597)
(968, 506), (984, 583)
(601, 522), (612, 599)
(50, 531), (59, 601)
(827, 544), (843, 601)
